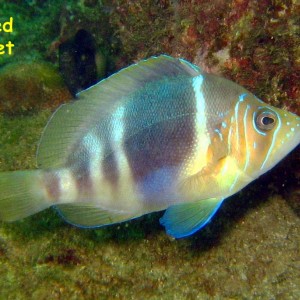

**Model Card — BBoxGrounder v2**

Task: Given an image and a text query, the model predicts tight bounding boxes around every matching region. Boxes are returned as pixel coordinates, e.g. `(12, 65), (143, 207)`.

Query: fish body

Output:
(0, 55), (299, 238)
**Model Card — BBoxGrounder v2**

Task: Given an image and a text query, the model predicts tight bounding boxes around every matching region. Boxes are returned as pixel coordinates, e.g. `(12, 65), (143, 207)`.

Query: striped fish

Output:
(0, 55), (299, 238)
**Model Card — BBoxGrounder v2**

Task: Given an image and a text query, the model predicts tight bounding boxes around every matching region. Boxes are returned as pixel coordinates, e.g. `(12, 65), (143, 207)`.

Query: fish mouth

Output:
(280, 132), (300, 160)
(264, 126), (300, 174)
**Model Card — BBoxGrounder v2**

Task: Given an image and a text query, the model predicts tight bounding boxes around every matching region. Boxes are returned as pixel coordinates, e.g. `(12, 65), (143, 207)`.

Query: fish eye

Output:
(255, 111), (277, 131)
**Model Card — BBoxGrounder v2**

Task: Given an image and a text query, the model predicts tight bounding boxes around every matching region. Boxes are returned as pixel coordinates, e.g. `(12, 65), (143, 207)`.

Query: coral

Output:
(0, 62), (72, 115)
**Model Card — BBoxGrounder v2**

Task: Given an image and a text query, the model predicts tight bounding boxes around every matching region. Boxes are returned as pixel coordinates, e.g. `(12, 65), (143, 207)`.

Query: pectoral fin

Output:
(160, 198), (223, 238)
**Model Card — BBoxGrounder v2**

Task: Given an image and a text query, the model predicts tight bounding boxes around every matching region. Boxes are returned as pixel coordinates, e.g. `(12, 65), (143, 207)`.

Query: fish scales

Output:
(123, 78), (197, 195)
(0, 55), (299, 238)
(60, 76), (200, 211)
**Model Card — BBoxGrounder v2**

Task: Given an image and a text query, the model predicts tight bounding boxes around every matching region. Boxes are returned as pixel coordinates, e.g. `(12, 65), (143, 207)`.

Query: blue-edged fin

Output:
(55, 203), (138, 228)
(37, 55), (202, 169)
(160, 198), (223, 238)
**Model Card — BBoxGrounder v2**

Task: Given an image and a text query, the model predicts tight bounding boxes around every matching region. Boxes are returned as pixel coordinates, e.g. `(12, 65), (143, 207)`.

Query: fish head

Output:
(251, 104), (300, 175)
(231, 94), (300, 180)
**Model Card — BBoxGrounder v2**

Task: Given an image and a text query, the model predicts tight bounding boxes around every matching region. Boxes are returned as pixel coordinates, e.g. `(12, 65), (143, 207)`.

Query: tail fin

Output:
(0, 170), (51, 221)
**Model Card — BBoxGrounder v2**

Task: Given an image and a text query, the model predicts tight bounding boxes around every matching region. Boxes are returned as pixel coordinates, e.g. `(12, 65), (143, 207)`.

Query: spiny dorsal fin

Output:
(37, 55), (202, 168)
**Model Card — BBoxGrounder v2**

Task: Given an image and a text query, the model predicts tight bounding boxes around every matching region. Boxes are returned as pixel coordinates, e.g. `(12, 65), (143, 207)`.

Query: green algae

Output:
(107, 0), (174, 59)
(0, 0), (114, 76)
(0, 111), (50, 171)
(0, 1), (62, 66)
(0, 62), (72, 115)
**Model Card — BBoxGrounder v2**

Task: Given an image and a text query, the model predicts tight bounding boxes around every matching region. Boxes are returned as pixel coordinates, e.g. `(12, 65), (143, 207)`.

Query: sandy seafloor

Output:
(0, 1), (299, 299)
(1, 193), (300, 299)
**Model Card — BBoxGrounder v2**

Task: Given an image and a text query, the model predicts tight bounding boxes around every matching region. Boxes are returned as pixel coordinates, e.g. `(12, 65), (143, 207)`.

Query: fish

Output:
(0, 55), (299, 238)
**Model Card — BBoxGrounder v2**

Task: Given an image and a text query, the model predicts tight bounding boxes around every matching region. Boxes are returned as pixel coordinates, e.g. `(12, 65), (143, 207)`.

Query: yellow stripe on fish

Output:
(0, 55), (299, 238)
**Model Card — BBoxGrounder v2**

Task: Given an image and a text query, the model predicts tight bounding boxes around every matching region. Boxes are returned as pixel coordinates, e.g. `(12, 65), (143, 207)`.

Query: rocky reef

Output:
(0, 0), (299, 299)
(0, 62), (72, 115)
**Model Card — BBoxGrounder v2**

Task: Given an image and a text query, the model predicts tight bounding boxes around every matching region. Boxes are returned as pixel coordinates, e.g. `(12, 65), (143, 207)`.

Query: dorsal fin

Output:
(37, 55), (202, 168)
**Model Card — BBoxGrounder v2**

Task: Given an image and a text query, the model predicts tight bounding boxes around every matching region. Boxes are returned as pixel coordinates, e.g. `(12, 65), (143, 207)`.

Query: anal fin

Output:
(160, 198), (223, 238)
(55, 203), (138, 228)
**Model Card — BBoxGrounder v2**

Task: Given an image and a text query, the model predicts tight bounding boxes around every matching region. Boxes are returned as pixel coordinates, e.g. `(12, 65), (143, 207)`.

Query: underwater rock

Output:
(59, 29), (106, 95)
(0, 62), (72, 115)
(107, 0), (299, 117)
